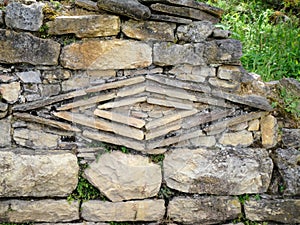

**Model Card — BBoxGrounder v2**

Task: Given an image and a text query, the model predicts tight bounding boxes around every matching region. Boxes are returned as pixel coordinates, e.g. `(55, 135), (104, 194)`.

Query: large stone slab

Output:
(168, 196), (241, 224)
(82, 200), (165, 221)
(164, 148), (273, 195)
(0, 29), (60, 65)
(47, 15), (120, 38)
(84, 151), (162, 201)
(5, 2), (44, 31)
(245, 198), (300, 224)
(177, 21), (214, 42)
(0, 150), (78, 197)
(0, 117), (11, 147)
(0, 200), (79, 223)
(60, 40), (152, 70)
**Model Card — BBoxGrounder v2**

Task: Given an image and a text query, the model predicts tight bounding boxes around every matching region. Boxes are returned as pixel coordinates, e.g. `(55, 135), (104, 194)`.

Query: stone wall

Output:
(0, 0), (299, 224)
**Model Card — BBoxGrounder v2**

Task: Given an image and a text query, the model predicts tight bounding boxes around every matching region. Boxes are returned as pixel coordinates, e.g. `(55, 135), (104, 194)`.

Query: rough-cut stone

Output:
(177, 136), (216, 148)
(271, 148), (300, 196)
(97, 0), (151, 20)
(60, 40), (152, 70)
(0, 200), (79, 222)
(213, 28), (231, 38)
(260, 115), (277, 148)
(0, 10), (3, 25)
(39, 84), (61, 97)
(0, 150), (78, 197)
(75, 0), (99, 11)
(168, 196), (241, 224)
(245, 199), (300, 224)
(153, 42), (205, 66)
(282, 128), (300, 148)
(219, 130), (254, 147)
(170, 65), (216, 82)
(16, 71), (42, 83)
(248, 119), (260, 131)
(217, 65), (241, 80)
(62, 74), (90, 92)
(82, 200), (165, 221)
(84, 151), (162, 201)
(0, 82), (20, 103)
(164, 148), (273, 194)
(13, 128), (59, 149)
(47, 15), (120, 38)
(177, 21), (214, 42)
(122, 20), (175, 41)
(0, 117), (11, 147)
(209, 77), (239, 90)
(5, 2), (44, 31)
(150, 14), (192, 24)
(42, 69), (71, 84)
(0, 29), (60, 65)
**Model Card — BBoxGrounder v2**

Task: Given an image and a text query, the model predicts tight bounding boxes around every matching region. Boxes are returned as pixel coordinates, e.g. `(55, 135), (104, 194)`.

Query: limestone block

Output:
(5, 2), (44, 31)
(84, 151), (162, 202)
(0, 102), (8, 118)
(164, 148), (273, 195)
(248, 119), (260, 131)
(282, 128), (300, 148)
(168, 196), (241, 224)
(61, 74), (90, 92)
(0, 150), (78, 197)
(0, 117), (11, 147)
(60, 40), (152, 70)
(0, 200), (79, 222)
(42, 69), (72, 84)
(260, 114), (277, 148)
(0, 82), (20, 103)
(219, 130), (253, 147)
(209, 77), (240, 90)
(245, 198), (300, 224)
(82, 200), (165, 221)
(16, 71), (42, 83)
(122, 19), (175, 41)
(177, 21), (214, 42)
(39, 84), (61, 97)
(47, 15), (120, 38)
(217, 65), (241, 80)
(0, 29), (60, 65)
(213, 28), (231, 38)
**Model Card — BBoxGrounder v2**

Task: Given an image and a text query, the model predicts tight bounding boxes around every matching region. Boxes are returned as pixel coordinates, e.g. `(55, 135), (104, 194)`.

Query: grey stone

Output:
(219, 130), (253, 147)
(0, 10), (3, 25)
(97, 0), (151, 20)
(280, 77), (300, 98)
(271, 148), (300, 196)
(164, 148), (273, 195)
(150, 14), (192, 24)
(84, 151), (162, 202)
(61, 74), (90, 91)
(0, 150), (78, 197)
(217, 65), (241, 80)
(122, 19), (176, 41)
(245, 198), (300, 224)
(177, 21), (214, 42)
(0, 29), (60, 65)
(282, 128), (300, 148)
(42, 69), (71, 84)
(82, 200), (165, 222)
(209, 77), (239, 90)
(39, 84), (61, 97)
(153, 42), (205, 66)
(0, 102), (8, 112)
(5, 2), (44, 31)
(168, 196), (241, 224)
(0, 200), (79, 222)
(0, 117), (11, 147)
(213, 28), (231, 38)
(75, 0), (99, 11)
(16, 71), (42, 83)
(0, 82), (21, 103)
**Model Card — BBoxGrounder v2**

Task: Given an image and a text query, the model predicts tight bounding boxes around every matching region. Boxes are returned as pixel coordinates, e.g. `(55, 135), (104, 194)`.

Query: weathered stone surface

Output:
(61, 40), (152, 70)
(0, 150), (78, 197)
(84, 151), (162, 201)
(16, 71), (42, 83)
(169, 65), (215, 82)
(260, 115), (277, 148)
(168, 196), (241, 224)
(0, 117), (11, 147)
(271, 148), (300, 196)
(0, 82), (20, 103)
(164, 148), (273, 194)
(282, 128), (300, 148)
(151, 3), (219, 23)
(122, 20), (175, 41)
(153, 42), (205, 66)
(0, 10), (3, 25)
(217, 65), (241, 80)
(47, 15), (120, 38)
(177, 21), (214, 42)
(248, 119), (260, 131)
(213, 28), (231, 38)
(42, 69), (71, 84)
(75, 0), (99, 11)
(39, 84), (61, 97)
(97, 0), (151, 20)
(0, 102), (8, 112)
(0, 29), (60, 65)
(82, 200), (165, 221)
(209, 77), (239, 90)
(280, 77), (300, 98)
(5, 2), (44, 31)
(150, 14), (192, 24)
(219, 130), (254, 147)
(0, 200), (79, 222)
(61, 74), (90, 92)
(177, 136), (216, 148)
(204, 39), (242, 65)
(245, 198), (300, 224)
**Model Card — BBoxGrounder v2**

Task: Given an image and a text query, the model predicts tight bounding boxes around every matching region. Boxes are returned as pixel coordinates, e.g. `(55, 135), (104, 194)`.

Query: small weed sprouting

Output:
(121, 146), (128, 154)
(149, 154), (165, 164)
(38, 24), (50, 39)
(238, 194), (250, 204)
(157, 184), (174, 199)
(254, 194), (261, 201)
(279, 87), (300, 118)
(233, 213), (268, 225)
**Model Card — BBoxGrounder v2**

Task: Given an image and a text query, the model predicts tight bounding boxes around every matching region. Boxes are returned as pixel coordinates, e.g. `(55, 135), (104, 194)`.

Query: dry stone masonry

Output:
(0, 0), (299, 224)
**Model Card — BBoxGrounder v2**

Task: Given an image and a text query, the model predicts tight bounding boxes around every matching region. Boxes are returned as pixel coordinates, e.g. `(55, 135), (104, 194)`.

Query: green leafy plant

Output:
(238, 194), (250, 204)
(157, 184), (174, 199)
(149, 154), (165, 164)
(38, 24), (50, 39)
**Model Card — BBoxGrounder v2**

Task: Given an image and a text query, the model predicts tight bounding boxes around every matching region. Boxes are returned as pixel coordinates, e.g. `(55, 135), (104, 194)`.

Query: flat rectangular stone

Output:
(0, 200), (79, 222)
(117, 83), (146, 98)
(98, 96), (147, 109)
(146, 121), (181, 140)
(147, 96), (193, 110)
(75, 0), (99, 11)
(82, 200), (165, 221)
(150, 14), (192, 24)
(0, 117), (11, 147)
(124, 68), (163, 76)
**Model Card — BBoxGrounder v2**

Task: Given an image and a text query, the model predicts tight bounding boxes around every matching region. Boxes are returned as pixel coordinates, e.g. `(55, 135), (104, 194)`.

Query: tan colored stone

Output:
(82, 200), (165, 221)
(146, 121), (181, 140)
(0, 82), (20, 103)
(85, 151), (162, 201)
(177, 135), (216, 148)
(0, 117), (11, 147)
(209, 77), (239, 89)
(217, 65), (241, 80)
(60, 40), (152, 70)
(248, 119), (260, 131)
(75, 0), (99, 11)
(98, 96), (147, 109)
(229, 122), (248, 131)
(0, 200), (79, 222)
(47, 15), (120, 38)
(147, 96), (193, 110)
(0, 150), (78, 197)
(260, 115), (277, 148)
(219, 130), (253, 147)
(117, 83), (146, 98)
(62, 75), (90, 92)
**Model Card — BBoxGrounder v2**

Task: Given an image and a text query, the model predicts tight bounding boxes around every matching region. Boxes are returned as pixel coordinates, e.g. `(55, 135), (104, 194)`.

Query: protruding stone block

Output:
(0, 82), (20, 103)
(219, 130), (253, 147)
(260, 114), (277, 148)
(16, 71), (42, 83)
(177, 21), (214, 42)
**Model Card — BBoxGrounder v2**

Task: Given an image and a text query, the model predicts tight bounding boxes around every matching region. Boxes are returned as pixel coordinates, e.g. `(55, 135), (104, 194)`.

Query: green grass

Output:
(199, 0), (300, 81)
